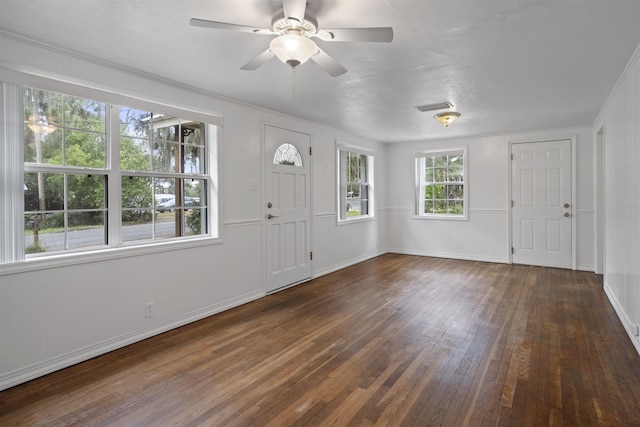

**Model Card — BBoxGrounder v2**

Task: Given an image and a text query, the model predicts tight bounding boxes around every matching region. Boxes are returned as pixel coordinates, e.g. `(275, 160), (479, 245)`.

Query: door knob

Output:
(267, 214), (279, 219)
(564, 212), (570, 217)
(564, 203), (570, 208)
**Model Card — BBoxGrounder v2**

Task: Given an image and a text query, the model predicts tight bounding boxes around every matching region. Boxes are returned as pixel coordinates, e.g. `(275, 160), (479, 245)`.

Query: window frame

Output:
(0, 77), (223, 271)
(414, 147), (468, 221)
(337, 142), (375, 224)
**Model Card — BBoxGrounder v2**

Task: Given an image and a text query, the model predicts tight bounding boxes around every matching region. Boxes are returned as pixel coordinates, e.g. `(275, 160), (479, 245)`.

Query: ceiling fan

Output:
(190, 0), (393, 77)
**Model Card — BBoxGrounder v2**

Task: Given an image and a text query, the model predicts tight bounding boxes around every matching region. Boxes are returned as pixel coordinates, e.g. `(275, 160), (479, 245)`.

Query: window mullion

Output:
(107, 104), (122, 246)
(339, 150), (347, 219)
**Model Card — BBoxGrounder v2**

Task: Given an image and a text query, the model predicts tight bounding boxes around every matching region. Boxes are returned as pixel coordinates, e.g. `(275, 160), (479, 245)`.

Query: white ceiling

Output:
(2, 0), (640, 142)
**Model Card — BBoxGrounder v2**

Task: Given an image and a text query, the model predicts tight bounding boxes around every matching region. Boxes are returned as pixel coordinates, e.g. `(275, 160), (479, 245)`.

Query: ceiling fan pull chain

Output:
(292, 66), (296, 98)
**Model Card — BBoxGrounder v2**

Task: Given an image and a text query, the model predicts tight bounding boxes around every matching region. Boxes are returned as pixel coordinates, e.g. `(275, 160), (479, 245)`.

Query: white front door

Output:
(265, 125), (311, 293)
(511, 140), (572, 268)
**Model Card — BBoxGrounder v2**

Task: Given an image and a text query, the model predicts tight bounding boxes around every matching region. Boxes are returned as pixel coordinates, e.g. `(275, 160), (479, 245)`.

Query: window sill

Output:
(412, 214), (468, 221)
(337, 215), (376, 226)
(0, 236), (223, 276)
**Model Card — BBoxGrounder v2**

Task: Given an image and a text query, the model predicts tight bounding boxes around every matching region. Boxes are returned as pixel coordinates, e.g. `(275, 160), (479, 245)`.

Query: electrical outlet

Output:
(145, 302), (154, 318)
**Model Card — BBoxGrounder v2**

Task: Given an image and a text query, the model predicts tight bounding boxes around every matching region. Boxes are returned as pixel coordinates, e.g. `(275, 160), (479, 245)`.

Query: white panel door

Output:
(265, 125), (311, 293)
(512, 140), (572, 268)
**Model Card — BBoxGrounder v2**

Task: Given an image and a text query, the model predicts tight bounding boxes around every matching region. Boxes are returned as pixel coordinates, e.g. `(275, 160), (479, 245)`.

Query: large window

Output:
(415, 148), (467, 219)
(118, 107), (209, 243)
(338, 143), (374, 221)
(3, 84), (219, 263)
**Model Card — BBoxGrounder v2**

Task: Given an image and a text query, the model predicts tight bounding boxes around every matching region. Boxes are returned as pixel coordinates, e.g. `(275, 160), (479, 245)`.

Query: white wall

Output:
(385, 127), (596, 270)
(0, 33), (386, 390)
(594, 44), (640, 354)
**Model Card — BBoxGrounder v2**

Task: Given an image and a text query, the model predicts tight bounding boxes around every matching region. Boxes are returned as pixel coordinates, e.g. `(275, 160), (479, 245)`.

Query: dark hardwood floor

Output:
(2, 254), (640, 426)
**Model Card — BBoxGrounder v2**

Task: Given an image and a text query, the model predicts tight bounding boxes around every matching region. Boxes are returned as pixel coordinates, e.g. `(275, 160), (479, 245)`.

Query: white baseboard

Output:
(313, 250), (387, 279)
(604, 281), (640, 356)
(0, 290), (265, 391)
(386, 248), (509, 265)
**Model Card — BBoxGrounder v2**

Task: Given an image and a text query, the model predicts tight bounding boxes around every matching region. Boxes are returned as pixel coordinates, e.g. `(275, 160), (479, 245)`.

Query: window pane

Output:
(122, 176), (153, 212)
(155, 215), (178, 240)
(65, 130), (106, 168)
(360, 184), (369, 216)
(346, 200), (361, 217)
(184, 179), (205, 208)
(67, 212), (106, 249)
(122, 170), (153, 243)
(121, 138), (152, 170)
(120, 107), (151, 139)
(153, 114), (179, 142)
(424, 200), (434, 214)
(434, 156), (447, 167)
(154, 178), (177, 210)
(122, 211), (153, 242)
(24, 88), (63, 130)
(424, 166), (434, 183)
(183, 144), (204, 174)
(432, 184), (445, 199)
(425, 157), (434, 168)
(67, 174), (105, 209)
(447, 184), (463, 200)
(183, 122), (203, 145)
(24, 126), (63, 164)
(434, 200), (447, 213)
(449, 165), (463, 182)
(64, 96), (105, 132)
(185, 208), (207, 236)
(434, 167), (447, 182)
(153, 141), (179, 172)
(448, 201), (464, 215)
(345, 152), (366, 184)
(24, 172), (64, 212)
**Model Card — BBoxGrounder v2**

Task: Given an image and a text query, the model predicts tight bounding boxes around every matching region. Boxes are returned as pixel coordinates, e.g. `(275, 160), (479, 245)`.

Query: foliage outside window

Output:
(339, 145), (373, 221)
(22, 86), (216, 257)
(416, 149), (467, 219)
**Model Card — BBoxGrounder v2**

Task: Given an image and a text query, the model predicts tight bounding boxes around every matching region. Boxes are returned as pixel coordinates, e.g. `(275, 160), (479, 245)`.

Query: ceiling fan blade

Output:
(315, 27), (394, 43)
(282, 0), (307, 24)
(311, 48), (347, 77)
(240, 49), (275, 71)
(190, 18), (272, 34)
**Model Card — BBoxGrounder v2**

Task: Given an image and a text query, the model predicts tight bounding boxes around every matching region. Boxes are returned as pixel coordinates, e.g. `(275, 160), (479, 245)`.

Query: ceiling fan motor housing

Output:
(272, 9), (318, 37)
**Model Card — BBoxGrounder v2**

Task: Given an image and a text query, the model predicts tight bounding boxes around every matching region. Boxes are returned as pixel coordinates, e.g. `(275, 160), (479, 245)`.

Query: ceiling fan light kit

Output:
(190, 0), (393, 77)
(270, 33), (318, 68)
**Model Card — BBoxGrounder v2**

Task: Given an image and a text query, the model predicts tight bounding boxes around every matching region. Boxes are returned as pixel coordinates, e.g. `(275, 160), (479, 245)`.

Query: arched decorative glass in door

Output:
(273, 143), (303, 167)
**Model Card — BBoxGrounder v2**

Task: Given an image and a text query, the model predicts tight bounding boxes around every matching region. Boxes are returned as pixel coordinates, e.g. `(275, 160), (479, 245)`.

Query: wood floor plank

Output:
(2, 255), (640, 426)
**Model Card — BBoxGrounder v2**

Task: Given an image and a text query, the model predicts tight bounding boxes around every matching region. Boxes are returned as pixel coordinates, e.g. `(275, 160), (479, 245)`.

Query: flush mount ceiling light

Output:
(434, 111), (461, 127)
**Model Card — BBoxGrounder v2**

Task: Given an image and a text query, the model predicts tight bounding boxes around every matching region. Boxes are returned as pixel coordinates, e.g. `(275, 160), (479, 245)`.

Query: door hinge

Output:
(511, 200), (514, 207)
(309, 147), (312, 155)
(511, 247), (515, 254)
(511, 153), (514, 161)
(310, 251), (313, 260)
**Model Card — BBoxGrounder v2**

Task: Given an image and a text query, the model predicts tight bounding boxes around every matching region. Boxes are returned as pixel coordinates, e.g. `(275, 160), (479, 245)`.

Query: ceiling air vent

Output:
(415, 102), (453, 112)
